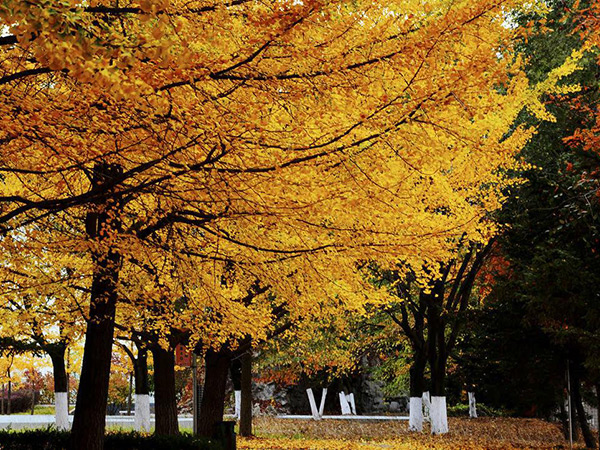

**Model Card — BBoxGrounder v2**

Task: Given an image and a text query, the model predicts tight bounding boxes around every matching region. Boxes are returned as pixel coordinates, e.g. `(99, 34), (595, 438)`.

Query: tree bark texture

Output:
(239, 351), (253, 437)
(426, 286), (448, 435)
(121, 342), (150, 432)
(197, 348), (231, 438)
(70, 163), (123, 450)
(428, 304), (447, 397)
(559, 400), (571, 441)
(408, 350), (427, 432)
(152, 345), (179, 436)
(409, 352), (427, 398)
(596, 383), (600, 449)
(134, 347), (149, 395)
(571, 363), (596, 449)
(49, 347), (68, 393)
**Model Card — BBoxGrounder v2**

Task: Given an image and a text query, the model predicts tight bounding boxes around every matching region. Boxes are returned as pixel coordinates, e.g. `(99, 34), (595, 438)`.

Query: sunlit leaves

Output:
(0, 0), (573, 353)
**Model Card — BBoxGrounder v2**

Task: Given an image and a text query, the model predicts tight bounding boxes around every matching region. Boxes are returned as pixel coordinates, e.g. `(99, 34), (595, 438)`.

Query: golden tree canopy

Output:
(0, 0), (579, 346)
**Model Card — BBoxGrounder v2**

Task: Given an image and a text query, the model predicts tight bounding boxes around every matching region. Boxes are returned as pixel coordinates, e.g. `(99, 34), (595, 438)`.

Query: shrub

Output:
(0, 428), (221, 450)
(0, 389), (36, 414)
(105, 431), (221, 450)
(0, 428), (68, 450)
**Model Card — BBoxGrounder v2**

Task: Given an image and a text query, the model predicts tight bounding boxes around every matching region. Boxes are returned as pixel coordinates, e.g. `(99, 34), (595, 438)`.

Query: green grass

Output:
(13, 405), (56, 415)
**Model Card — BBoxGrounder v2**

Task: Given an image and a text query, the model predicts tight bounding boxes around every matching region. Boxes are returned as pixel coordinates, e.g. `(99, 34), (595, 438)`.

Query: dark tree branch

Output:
(0, 35), (17, 46)
(0, 68), (52, 85)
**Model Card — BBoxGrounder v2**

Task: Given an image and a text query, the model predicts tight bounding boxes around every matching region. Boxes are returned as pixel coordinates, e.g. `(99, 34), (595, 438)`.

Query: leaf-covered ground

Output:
(238, 417), (580, 449)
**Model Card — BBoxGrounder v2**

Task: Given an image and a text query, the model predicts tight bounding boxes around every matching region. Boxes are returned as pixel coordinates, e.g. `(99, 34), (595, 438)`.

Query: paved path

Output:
(277, 415), (409, 420)
(0, 415), (196, 430)
(0, 414), (408, 430)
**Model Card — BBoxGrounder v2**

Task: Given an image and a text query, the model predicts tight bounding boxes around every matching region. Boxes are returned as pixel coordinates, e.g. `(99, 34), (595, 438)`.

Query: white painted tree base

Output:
(234, 390), (241, 419)
(134, 394), (151, 432)
(408, 397), (423, 432)
(55, 392), (69, 431)
(430, 396), (449, 434)
(422, 391), (431, 423)
(468, 391), (477, 418)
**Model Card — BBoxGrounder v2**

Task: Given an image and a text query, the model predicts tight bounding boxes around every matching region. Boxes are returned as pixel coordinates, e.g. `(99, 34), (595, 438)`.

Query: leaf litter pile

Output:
(238, 417), (581, 449)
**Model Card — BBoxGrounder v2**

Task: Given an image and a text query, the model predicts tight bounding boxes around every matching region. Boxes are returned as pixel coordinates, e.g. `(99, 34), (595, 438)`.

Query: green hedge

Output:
(0, 428), (221, 450)
(447, 403), (508, 417)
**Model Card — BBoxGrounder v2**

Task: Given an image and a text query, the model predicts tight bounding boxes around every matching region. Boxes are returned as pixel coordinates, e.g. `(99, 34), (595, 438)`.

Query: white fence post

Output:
(347, 393), (357, 415)
(339, 392), (352, 415)
(318, 388), (328, 417)
(306, 388), (320, 420)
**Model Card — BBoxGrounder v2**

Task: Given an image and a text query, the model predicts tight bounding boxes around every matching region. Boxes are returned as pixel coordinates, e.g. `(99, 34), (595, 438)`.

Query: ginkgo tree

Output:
(0, 270), (83, 429)
(0, 219), (90, 428)
(0, 0), (579, 448)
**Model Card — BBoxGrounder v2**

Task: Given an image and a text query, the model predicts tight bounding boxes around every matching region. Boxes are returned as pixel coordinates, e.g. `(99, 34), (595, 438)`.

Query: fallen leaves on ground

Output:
(237, 417), (580, 449)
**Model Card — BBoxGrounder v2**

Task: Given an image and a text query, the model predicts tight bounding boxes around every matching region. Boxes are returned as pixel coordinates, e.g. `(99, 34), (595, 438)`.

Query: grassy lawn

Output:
(13, 405), (56, 415)
(237, 417), (583, 449)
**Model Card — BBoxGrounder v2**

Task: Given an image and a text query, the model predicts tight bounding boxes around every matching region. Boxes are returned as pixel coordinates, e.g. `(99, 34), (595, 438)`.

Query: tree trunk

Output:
(559, 399), (570, 441)
(132, 345), (151, 431)
(239, 350), (253, 437)
(428, 301), (448, 435)
(571, 402), (580, 443)
(134, 347), (149, 396)
(69, 267), (119, 449)
(8, 378), (11, 415)
(1, 383), (4, 414)
(596, 383), (600, 450)
(197, 348), (231, 438)
(409, 352), (427, 398)
(230, 357), (242, 419)
(50, 351), (68, 394)
(49, 347), (69, 430)
(30, 383), (35, 415)
(70, 163), (123, 450)
(468, 392), (477, 418)
(66, 348), (71, 407)
(127, 373), (132, 415)
(572, 368), (596, 448)
(408, 351), (427, 432)
(429, 332), (447, 397)
(152, 345), (179, 436)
